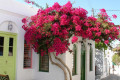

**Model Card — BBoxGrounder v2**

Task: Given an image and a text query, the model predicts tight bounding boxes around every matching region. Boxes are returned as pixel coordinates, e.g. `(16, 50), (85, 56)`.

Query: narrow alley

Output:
(102, 74), (120, 80)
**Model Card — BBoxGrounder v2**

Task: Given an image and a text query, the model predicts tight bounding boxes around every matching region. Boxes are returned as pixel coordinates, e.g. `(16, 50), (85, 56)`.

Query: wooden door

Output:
(0, 32), (17, 80)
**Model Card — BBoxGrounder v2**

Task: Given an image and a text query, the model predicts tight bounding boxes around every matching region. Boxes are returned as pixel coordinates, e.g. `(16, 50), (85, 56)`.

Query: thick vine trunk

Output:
(53, 53), (72, 80)
(48, 53), (68, 80)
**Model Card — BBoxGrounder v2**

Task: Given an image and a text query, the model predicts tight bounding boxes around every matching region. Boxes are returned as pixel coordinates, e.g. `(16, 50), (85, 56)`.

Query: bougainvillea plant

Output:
(94, 8), (119, 50)
(22, 1), (119, 56)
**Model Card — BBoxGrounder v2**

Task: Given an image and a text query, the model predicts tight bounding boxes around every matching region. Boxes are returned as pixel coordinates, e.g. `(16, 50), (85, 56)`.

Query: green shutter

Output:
(90, 45), (93, 71)
(81, 42), (86, 80)
(39, 54), (49, 72)
(72, 44), (77, 75)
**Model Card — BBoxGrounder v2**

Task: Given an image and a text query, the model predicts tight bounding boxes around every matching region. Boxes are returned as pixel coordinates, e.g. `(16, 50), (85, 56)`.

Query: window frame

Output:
(0, 36), (4, 56)
(23, 40), (33, 69)
(39, 54), (49, 72)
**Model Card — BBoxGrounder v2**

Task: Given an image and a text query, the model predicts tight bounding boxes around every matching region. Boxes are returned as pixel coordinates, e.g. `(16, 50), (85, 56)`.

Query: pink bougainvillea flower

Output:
(72, 16), (80, 25)
(52, 2), (61, 10)
(112, 14), (117, 19)
(60, 14), (69, 25)
(75, 25), (81, 31)
(22, 1), (119, 56)
(99, 12), (108, 19)
(100, 8), (106, 13)
(72, 8), (88, 18)
(92, 27), (99, 31)
(24, 0), (31, 4)
(96, 22), (101, 27)
(52, 38), (68, 56)
(95, 32), (101, 37)
(108, 18), (112, 21)
(32, 2), (34, 5)
(63, 1), (72, 9)
(71, 36), (78, 43)
(88, 16), (97, 21)
(95, 39), (100, 43)
(105, 29), (110, 34)
(22, 18), (27, 23)
(51, 23), (60, 35)
(104, 40), (109, 44)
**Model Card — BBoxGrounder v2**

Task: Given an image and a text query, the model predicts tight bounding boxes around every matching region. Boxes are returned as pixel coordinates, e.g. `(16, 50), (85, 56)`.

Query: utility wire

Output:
(94, 9), (120, 11)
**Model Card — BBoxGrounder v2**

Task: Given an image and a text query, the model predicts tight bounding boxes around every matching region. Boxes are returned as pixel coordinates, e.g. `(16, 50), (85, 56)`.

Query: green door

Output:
(0, 32), (17, 80)
(81, 43), (86, 80)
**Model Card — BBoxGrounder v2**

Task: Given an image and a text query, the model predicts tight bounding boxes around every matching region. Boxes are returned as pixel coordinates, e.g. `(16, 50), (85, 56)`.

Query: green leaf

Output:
(102, 23), (108, 28)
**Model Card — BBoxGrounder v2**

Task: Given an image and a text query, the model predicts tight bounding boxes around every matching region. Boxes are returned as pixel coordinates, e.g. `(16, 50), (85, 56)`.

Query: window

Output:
(8, 38), (13, 56)
(72, 44), (77, 75)
(89, 44), (93, 71)
(0, 37), (4, 56)
(81, 42), (86, 80)
(39, 54), (49, 72)
(24, 40), (32, 68)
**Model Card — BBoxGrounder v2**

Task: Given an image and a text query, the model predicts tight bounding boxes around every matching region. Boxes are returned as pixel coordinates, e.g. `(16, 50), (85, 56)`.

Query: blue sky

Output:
(17, 0), (120, 25)
(16, 0), (120, 47)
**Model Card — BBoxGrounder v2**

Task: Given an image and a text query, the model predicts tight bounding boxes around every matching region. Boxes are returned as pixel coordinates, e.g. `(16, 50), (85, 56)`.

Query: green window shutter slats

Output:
(89, 45), (93, 71)
(39, 54), (49, 72)
(81, 42), (86, 80)
(72, 44), (77, 75)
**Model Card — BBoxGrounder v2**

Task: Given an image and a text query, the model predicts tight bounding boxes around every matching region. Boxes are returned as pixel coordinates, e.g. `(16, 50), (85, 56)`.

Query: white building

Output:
(0, 0), (95, 80)
(95, 49), (112, 80)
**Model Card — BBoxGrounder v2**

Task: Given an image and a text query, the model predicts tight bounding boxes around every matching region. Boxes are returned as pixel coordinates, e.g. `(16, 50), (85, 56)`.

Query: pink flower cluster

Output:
(112, 14), (117, 19)
(99, 8), (117, 21)
(72, 36), (78, 43)
(49, 38), (68, 56)
(24, 0), (34, 4)
(22, 2), (119, 56)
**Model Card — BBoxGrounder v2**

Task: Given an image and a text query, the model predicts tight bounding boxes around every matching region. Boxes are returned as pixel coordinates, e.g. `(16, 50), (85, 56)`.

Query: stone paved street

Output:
(101, 74), (120, 80)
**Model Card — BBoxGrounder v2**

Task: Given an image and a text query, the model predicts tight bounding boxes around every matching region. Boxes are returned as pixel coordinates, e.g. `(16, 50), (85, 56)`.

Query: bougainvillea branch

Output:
(48, 53), (67, 80)
(53, 53), (72, 80)
(24, 0), (43, 9)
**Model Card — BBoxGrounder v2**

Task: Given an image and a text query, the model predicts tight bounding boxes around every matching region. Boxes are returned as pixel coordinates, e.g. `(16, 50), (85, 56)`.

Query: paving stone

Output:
(101, 74), (120, 80)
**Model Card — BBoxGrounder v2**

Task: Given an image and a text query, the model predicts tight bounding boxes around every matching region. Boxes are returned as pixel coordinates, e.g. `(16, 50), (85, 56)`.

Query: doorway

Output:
(0, 32), (17, 80)
(81, 43), (86, 80)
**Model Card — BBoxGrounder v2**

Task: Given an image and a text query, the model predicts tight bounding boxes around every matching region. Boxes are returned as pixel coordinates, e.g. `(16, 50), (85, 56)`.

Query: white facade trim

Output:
(0, 9), (26, 18)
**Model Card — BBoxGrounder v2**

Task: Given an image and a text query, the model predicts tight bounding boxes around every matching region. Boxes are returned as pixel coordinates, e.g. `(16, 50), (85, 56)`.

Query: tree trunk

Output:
(53, 53), (72, 80)
(48, 53), (68, 80)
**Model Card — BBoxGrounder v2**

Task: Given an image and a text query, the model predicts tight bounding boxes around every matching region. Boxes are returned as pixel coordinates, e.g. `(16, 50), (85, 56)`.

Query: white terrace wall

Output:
(66, 37), (95, 80)
(0, 0), (38, 80)
(0, 0), (95, 80)
(33, 37), (95, 80)
(85, 39), (95, 80)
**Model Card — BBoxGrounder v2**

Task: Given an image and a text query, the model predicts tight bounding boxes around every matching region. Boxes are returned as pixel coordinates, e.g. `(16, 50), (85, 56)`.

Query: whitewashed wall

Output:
(0, 0), (37, 80)
(33, 52), (66, 80)
(0, 0), (95, 80)
(33, 37), (95, 80)
(85, 39), (95, 80)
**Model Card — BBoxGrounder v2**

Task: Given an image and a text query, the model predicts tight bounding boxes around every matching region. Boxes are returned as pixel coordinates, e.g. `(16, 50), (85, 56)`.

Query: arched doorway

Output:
(0, 21), (18, 80)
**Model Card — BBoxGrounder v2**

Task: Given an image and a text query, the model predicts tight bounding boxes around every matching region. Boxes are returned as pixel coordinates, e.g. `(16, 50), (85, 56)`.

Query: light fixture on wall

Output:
(8, 21), (13, 31)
